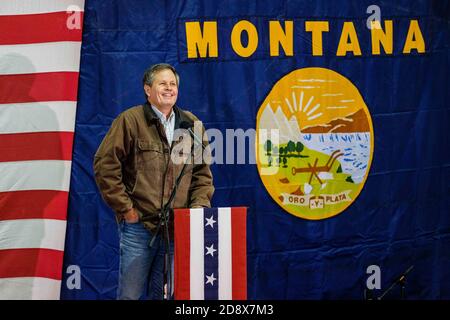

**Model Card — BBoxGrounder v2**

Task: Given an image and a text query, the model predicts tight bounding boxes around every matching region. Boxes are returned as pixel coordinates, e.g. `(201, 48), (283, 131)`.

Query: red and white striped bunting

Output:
(0, 1), (84, 299)
(174, 207), (247, 300)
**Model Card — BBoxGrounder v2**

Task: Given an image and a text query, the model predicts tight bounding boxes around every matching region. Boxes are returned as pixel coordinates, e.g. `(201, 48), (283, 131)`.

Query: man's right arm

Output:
(93, 113), (134, 217)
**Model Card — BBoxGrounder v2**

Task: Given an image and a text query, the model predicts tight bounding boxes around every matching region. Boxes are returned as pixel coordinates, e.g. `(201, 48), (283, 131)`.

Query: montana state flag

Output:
(174, 207), (247, 300)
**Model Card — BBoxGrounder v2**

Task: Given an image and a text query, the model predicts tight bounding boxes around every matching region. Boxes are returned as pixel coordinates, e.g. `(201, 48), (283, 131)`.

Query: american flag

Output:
(174, 207), (247, 300)
(0, 1), (84, 299)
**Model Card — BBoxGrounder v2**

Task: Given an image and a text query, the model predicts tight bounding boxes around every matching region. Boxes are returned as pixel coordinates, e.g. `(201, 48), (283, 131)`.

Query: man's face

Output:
(144, 69), (178, 111)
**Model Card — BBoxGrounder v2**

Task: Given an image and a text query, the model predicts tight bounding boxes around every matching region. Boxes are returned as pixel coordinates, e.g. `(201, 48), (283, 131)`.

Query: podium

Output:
(174, 207), (247, 300)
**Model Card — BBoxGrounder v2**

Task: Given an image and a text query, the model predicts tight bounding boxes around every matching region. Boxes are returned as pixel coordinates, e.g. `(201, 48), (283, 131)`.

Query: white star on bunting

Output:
(205, 215), (216, 228)
(205, 244), (217, 257)
(205, 273), (217, 286)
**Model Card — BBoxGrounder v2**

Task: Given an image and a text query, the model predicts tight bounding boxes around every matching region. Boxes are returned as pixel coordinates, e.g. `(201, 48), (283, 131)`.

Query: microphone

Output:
(179, 120), (207, 150)
(178, 120), (193, 129)
(377, 265), (414, 300)
(395, 265), (414, 284)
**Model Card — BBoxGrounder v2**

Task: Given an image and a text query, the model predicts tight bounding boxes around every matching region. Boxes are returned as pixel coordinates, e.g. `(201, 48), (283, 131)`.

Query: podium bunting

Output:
(174, 207), (247, 300)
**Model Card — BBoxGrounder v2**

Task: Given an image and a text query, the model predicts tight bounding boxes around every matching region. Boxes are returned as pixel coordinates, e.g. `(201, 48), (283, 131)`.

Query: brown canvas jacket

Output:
(93, 103), (214, 234)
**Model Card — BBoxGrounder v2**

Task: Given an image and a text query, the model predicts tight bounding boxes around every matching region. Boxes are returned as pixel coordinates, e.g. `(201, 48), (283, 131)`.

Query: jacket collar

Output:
(143, 102), (192, 130)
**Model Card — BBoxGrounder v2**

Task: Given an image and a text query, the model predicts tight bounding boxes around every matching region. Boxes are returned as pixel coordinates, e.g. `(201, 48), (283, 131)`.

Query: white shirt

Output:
(151, 105), (175, 144)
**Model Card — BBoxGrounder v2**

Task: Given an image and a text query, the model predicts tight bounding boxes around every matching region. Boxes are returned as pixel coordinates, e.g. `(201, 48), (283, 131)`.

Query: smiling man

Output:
(93, 63), (214, 300)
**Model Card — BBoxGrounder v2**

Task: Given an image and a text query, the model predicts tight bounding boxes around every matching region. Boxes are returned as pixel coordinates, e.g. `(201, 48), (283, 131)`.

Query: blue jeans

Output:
(117, 222), (173, 300)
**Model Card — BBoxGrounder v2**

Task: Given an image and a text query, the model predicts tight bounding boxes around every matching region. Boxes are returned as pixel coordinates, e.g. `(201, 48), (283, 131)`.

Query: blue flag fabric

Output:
(62, 0), (449, 299)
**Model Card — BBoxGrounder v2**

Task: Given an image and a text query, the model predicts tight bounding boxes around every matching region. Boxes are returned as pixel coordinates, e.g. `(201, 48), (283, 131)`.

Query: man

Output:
(93, 63), (214, 300)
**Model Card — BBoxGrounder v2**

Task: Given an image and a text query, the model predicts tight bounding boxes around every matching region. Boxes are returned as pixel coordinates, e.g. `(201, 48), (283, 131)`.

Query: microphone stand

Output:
(364, 287), (373, 300)
(150, 125), (205, 300)
(377, 265), (414, 300)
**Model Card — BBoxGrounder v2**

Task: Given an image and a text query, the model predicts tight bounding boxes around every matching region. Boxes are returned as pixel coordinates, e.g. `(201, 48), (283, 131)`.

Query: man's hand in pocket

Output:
(124, 208), (139, 223)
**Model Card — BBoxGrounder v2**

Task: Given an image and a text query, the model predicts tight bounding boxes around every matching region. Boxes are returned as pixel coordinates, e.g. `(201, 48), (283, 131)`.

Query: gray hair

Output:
(142, 63), (180, 87)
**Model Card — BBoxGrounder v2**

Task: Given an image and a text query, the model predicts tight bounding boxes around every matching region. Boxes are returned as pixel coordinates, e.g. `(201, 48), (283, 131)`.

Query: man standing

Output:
(93, 63), (214, 300)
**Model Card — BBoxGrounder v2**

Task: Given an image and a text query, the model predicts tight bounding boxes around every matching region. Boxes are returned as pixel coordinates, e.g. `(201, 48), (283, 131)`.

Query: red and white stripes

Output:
(0, 1), (84, 299)
(174, 207), (247, 300)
